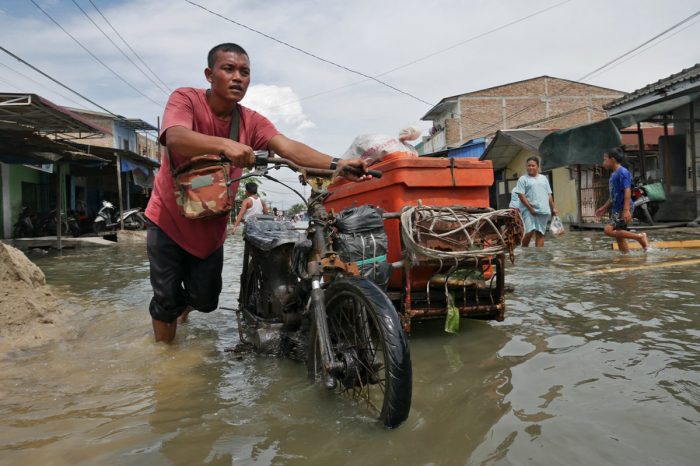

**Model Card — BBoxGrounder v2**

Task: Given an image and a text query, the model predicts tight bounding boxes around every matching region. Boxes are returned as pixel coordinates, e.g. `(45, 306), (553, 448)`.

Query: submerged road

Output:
(1, 228), (698, 465)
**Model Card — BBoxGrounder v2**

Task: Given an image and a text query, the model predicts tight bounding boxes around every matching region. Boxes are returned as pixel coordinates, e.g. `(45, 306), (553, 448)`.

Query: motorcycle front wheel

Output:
(93, 221), (106, 234)
(307, 277), (412, 428)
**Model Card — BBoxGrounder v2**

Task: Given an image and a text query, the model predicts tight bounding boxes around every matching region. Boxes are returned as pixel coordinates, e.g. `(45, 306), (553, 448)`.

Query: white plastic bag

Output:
(341, 126), (419, 165)
(550, 216), (565, 236)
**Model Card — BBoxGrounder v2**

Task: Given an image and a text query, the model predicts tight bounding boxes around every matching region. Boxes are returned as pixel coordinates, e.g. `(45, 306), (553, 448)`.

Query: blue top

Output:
(512, 174), (552, 215)
(609, 166), (632, 214)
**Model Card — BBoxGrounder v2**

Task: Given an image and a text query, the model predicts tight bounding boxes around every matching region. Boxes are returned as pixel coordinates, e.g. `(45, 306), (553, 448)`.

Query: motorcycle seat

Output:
(244, 215), (304, 251)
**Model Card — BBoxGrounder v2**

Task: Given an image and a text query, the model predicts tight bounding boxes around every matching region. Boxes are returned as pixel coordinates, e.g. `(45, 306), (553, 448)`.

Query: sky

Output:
(1, 0), (699, 209)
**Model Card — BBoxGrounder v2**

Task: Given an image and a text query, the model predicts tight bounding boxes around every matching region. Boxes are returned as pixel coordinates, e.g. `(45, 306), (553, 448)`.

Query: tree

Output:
(287, 203), (306, 217)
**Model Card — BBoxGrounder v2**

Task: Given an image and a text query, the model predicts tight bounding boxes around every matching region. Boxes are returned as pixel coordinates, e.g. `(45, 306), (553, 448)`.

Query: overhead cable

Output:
(86, 0), (172, 93)
(460, 8), (700, 140)
(30, 0), (164, 107)
(70, 0), (170, 96)
(184, 0), (436, 107)
(269, 0), (575, 110)
(0, 45), (119, 117)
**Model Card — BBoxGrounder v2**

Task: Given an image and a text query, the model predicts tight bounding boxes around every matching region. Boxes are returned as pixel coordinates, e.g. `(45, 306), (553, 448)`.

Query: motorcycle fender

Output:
(94, 217), (106, 223)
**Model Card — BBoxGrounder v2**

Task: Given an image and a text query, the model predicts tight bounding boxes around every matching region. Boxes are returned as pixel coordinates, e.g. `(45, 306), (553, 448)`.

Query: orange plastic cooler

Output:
(324, 153), (494, 289)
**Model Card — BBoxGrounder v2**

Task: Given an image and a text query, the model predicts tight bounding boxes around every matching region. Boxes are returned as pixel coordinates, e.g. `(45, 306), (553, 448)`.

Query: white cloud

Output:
(242, 84), (315, 138)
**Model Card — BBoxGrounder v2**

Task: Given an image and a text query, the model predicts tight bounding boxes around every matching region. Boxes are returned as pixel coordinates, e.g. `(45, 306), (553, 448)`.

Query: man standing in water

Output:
(231, 182), (267, 234)
(145, 43), (367, 343)
(595, 147), (649, 253)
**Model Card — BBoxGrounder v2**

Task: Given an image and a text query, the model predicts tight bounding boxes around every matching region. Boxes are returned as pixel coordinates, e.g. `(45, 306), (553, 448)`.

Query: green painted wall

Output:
(8, 164), (42, 227)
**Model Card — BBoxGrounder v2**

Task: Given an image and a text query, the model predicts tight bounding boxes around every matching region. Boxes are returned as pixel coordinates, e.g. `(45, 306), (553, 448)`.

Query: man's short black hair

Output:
(604, 147), (625, 164)
(208, 43), (248, 68)
(526, 156), (540, 167)
(245, 182), (258, 194)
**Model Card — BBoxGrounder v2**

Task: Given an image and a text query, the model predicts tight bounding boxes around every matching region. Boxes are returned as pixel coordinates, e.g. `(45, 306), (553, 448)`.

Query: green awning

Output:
(539, 91), (700, 171)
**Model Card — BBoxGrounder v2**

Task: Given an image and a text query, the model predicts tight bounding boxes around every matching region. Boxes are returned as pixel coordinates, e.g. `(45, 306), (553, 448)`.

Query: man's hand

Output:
(622, 208), (632, 223)
(221, 140), (254, 168)
(336, 158), (369, 181)
(231, 225), (238, 235)
(552, 208), (559, 217)
(594, 206), (606, 218)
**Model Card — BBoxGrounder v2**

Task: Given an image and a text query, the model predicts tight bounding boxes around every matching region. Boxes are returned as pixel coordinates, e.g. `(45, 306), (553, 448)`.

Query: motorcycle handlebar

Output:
(253, 152), (382, 179)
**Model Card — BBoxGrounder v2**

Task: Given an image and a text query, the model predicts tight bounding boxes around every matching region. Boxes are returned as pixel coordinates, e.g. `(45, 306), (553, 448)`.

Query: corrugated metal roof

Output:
(0, 93), (112, 136)
(604, 64), (700, 109)
(479, 129), (553, 170)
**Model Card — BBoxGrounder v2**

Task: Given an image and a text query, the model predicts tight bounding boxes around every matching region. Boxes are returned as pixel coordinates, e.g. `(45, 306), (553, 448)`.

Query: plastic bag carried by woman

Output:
(341, 126), (421, 165)
(549, 216), (566, 236)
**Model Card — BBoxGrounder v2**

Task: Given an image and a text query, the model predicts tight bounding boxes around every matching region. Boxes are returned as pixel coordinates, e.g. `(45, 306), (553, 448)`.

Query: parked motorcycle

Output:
(93, 201), (145, 233)
(13, 206), (35, 238)
(631, 179), (665, 225)
(13, 206), (80, 238)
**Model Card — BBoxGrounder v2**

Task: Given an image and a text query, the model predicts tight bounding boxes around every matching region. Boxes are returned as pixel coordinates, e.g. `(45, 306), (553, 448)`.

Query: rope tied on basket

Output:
(399, 206), (524, 267)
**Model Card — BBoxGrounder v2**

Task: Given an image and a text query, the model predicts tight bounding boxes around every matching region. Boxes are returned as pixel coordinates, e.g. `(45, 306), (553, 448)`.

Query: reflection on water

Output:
(1, 230), (699, 465)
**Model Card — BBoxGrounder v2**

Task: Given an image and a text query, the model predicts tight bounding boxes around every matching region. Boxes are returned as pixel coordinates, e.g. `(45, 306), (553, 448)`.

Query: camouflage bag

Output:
(169, 105), (240, 220)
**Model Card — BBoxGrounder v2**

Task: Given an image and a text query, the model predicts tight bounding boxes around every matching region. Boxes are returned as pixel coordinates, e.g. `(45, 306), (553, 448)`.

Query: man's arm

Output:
(231, 198), (251, 234)
(165, 126), (254, 167)
(268, 135), (367, 180)
(595, 198), (612, 217)
(622, 187), (632, 222)
(548, 194), (558, 216)
(262, 200), (269, 215)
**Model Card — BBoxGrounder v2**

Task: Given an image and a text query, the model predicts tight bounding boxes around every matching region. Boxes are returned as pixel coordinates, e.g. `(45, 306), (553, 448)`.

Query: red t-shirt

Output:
(145, 87), (280, 259)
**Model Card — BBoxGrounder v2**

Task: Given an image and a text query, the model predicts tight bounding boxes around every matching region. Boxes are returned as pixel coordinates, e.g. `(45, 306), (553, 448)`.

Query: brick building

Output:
(419, 76), (624, 154)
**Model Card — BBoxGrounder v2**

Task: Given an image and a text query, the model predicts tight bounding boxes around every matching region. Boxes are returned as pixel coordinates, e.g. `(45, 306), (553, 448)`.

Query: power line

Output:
(585, 18), (700, 83)
(185, 0), (436, 107)
(459, 8), (700, 141)
(70, 0), (170, 96)
(29, 0), (165, 108)
(577, 9), (700, 82)
(268, 0), (575, 110)
(0, 45), (120, 117)
(86, 0), (172, 94)
(0, 60), (89, 109)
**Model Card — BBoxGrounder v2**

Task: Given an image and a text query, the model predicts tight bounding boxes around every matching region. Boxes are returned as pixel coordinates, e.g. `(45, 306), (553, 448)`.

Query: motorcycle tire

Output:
(130, 215), (145, 230)
(306, 277), (412, 428)
(93, 221), (106, 234)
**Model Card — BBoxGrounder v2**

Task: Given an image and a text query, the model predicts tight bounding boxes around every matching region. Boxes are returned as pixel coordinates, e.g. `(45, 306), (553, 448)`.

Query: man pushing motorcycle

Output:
(144, 42), (368, 343)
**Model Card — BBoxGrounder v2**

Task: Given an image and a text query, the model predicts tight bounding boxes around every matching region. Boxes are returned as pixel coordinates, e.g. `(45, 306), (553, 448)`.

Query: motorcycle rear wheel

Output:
(307, 277), (412, 428)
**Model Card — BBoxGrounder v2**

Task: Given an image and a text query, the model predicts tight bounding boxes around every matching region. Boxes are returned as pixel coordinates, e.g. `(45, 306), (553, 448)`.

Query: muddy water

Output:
(1, 230), (699, 465)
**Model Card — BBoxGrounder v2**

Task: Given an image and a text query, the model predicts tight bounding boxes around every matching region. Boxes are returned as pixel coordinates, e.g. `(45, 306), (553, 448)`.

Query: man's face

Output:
(205, 51), (251, 102)
(602, 154), (613, 170)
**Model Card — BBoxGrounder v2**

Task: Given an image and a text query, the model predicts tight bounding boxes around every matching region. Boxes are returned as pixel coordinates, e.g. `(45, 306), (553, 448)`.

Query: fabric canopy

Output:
(539, 91), (700, 171)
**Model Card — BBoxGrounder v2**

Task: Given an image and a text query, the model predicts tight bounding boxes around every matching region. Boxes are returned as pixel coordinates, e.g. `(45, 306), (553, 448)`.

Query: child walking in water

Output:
(595, 148), (649, 253)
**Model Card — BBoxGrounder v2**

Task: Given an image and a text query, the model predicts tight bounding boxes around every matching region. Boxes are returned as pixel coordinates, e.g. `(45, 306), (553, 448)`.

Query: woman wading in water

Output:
(509, 156), (558, 248)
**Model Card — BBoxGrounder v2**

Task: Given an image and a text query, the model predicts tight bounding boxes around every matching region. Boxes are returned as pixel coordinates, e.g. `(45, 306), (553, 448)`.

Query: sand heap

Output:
(0, 242), (63, 344)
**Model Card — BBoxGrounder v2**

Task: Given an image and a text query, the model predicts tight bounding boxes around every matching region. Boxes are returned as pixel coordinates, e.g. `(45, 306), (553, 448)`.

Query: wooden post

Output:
(663, 116), (671, 192)
(637, 123), (646, 181)
(576, 164), (582, 224)
(116, 153), (125, 230)
(55, 162), (62, 250)
(690, 103), (698, 221)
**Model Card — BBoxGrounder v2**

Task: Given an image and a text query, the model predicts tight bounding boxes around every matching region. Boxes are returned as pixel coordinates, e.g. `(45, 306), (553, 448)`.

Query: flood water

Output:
(1, 229), (699, 465)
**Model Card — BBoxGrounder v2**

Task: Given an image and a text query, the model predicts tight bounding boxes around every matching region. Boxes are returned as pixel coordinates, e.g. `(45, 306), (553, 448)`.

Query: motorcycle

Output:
(236, 153), (412, 428)
(13, 206), (35, 238)
(631, 179), (665, 225)
(93, 201), (146, 233)
(14, 206), (80, 238)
